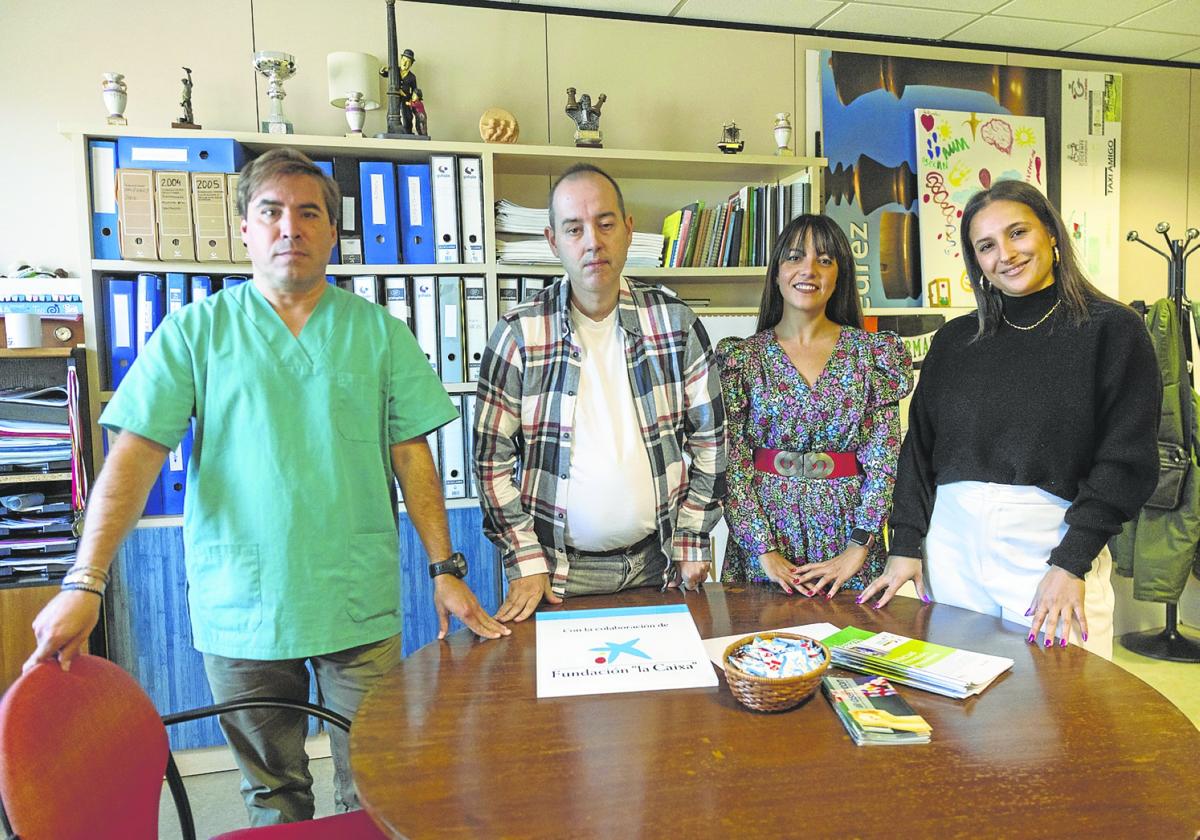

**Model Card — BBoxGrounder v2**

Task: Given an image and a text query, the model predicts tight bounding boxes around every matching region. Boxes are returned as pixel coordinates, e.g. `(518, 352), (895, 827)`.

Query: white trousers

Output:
(925, 481), (1114, 660)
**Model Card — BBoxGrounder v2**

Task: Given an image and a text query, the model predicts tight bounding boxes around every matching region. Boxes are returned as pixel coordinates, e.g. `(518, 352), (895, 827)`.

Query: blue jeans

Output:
(563, 538), (669, 597)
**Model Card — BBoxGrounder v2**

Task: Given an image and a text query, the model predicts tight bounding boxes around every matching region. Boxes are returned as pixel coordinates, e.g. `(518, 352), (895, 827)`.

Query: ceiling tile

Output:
(1121, 0), (1200, 36)
(992, 0), (1166, 27)
(675, 0), (842, 28)
(948, 15), (1104, 50)
(1173, 46), (1200, 60)
(1066, 26), (1200, 59)
(498, 0), (680, 14)
(818, 3), (980, 39)
(844, 0), (1004, 9)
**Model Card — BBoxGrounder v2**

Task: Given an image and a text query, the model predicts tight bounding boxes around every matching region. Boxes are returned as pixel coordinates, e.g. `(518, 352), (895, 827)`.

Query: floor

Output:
(160, 643), (1199, 839)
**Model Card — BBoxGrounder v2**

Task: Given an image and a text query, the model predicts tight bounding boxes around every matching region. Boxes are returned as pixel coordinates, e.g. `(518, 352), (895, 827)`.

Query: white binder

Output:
(438, 275), (464, 384)
(463, 394), (477, 498)
(439, 407), (467, 499)
(430, 154), (460, 264)
(457, 156), (485, 264)
(520, 276), (548, 302)
(350, 274), (379, 304)
(463, 275), (487, 380)
(498, 276), (520, 314)
(383, 276), (410, 327)
(412, 275), (439, 374)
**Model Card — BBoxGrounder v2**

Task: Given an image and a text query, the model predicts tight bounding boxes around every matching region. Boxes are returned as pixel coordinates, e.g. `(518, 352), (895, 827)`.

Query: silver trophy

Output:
(253, 50), (296, 134)
(101, 72), (128, 125)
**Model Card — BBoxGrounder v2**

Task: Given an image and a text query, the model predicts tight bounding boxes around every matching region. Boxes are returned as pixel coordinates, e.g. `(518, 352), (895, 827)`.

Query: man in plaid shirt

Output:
(474, 163), (727, 622)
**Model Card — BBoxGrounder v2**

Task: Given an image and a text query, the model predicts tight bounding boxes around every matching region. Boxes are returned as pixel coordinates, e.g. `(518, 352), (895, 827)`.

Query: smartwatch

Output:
(429, 552), (468, 579)
(848, 528), (877, 551)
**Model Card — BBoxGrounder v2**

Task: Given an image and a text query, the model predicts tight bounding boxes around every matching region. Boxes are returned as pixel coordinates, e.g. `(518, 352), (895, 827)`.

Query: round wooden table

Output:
(351, 585), (1200, 838)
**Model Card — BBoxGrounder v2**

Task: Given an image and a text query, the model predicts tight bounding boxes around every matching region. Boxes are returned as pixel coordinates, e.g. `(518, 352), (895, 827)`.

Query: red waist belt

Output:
(753, 448), (862, 479)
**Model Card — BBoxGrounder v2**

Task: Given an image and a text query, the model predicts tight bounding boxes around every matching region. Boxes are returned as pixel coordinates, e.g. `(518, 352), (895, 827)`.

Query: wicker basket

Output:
(723, 632), (830, 712)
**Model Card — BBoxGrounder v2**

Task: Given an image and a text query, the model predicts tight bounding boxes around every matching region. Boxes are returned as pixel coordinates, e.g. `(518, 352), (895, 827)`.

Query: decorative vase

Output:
(102, 72), (128, 125)
(773, 112), (793, 156)
(344, 91), (366, 135)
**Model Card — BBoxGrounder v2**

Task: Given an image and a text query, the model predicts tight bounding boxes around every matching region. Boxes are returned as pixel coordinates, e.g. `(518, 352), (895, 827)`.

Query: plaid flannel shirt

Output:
(473, 276), (726, 597)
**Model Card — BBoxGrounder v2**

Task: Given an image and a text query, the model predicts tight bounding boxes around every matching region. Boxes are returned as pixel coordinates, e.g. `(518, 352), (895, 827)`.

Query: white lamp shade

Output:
(327, 52), (381, 110)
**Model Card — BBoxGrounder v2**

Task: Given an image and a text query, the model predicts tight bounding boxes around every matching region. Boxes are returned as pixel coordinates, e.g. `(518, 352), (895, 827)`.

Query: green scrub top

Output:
(100, 281), (457, 659)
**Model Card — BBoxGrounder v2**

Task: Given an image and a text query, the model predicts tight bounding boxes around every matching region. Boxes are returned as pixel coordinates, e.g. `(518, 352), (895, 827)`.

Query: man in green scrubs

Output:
(25, 148), (508, 825)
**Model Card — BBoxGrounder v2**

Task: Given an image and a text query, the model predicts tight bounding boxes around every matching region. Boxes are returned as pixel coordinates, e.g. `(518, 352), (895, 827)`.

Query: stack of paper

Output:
(495, 200), (549, 235)
(821, 675), (932, 746)
(496, 234), (666, 268)
(820, 627), (1013, 700)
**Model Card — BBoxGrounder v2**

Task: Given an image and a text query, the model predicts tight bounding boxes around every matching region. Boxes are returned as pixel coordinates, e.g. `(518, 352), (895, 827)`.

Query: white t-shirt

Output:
(563, 301), (657, 551)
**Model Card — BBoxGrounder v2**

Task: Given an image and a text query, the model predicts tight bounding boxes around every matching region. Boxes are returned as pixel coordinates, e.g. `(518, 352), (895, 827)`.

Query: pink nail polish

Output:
(1027, 633), (1036, 644)
(1044, 638), (1052, 648)
(921, 595), (930, 604)
(1082, 631), (1088, 642)
(1024, 608), (1033, 617)
(872, 602), (882, 610)
(855, 596), (864, 604)
(1059, 638), (1067, 648)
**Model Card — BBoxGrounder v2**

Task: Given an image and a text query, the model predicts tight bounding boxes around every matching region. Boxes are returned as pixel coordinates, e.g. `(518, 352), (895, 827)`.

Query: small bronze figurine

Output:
(172, 67), (200, 130)
(565, 87), (606, 148)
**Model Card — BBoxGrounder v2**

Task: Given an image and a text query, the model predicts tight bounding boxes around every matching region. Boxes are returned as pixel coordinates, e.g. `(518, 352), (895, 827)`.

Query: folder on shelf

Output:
(360, 161), (400, 265)
(226, 173), (249, 263)
(191, 172), (231, 262)
(160, 425), (191, 515)
(463, 275), (487, 380)
(332, 156), (364, 264)
(166, 273), (188, 313)
(498, 276), (520, 314)
(384, 276), (410, 328)
(135, 273), (164, 353)
(351, 275), (379, 304)
(438, 276), (464, 384)
(312, 161), (339, 264)
(457, 157), (485, 264)
(89, 139), (121, 260)
(103, 277), (136, 389)
(412, 276), (439, 374)
(463, 394), (477, 499)
(520, 276), (547, 302)
(117, 169), (158, 260)
(439, 407), (467, 499)
(116, 136), (245, 172)
(222, 276), (248, 290)
(102, 424), (163, 515)
(154, 171), (195, 261)
(190, 275), (212, 302)
(396, 163), (435, 265)
(430, 154), (460, 264)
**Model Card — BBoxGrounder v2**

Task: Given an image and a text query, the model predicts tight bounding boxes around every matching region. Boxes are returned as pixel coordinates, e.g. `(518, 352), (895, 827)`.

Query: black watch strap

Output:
(429, 552), (468, 579)
(848, 528), (877, 551)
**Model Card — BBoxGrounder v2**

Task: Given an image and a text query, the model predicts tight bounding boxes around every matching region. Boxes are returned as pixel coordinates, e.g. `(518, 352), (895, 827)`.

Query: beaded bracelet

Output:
(64, 564), (110, 584)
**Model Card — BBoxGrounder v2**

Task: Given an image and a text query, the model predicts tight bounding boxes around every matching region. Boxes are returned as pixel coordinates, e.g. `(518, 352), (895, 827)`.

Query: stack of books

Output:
(495, 201), (664, 267)
(820, 627), (1013, 699)
(822, 675), (932, 745)
(660, 173), (811, 269)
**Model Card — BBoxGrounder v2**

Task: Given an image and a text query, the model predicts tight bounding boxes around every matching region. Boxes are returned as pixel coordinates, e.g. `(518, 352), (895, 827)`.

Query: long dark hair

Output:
(960, 180), (1119, 340)
(756, 214), (863, 333)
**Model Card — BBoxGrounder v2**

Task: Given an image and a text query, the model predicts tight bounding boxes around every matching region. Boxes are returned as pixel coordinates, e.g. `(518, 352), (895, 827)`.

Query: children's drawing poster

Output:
(913, 109), (1047, 308)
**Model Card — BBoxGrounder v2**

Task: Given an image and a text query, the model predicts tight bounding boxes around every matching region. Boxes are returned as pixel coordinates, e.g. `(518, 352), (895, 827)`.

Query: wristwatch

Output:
(428, 552), (468, 579)
(848, 528), (877, 551)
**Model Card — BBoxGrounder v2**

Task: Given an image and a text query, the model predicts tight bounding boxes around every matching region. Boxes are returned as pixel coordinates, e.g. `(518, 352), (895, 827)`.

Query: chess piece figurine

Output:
(565, 87), (606, 148)
(479, 107), (519, 143)
(172, 66), (200, 129)
(101, 72), (128, 125)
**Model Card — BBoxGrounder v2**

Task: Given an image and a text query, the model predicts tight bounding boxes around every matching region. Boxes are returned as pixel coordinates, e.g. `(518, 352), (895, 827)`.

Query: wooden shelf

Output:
(0, 471), (70, 484)
(0, 348), (76, 359)
(93, 260), (488, 277)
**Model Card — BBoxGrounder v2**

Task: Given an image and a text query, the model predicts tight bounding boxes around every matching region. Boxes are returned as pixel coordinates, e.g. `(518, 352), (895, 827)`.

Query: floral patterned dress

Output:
(718, 327), (913, 588)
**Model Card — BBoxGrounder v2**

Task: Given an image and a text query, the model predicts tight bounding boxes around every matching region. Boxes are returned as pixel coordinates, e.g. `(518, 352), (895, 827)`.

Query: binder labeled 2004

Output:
(430, 155), (460, 264)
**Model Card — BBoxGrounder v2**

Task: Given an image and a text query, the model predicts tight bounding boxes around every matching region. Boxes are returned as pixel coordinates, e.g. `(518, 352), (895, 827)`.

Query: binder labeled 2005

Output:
(430, 155), (460, 264)
(361, 161), (400, 265)
(438, 276), (464, 384)
(412, 276), (439, 375)
(397, 163), (435, 264)
(457, 157), (485, 264)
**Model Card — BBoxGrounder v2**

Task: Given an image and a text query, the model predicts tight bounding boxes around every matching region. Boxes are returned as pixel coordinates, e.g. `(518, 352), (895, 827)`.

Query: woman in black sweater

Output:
(859, 180), (1160, 658)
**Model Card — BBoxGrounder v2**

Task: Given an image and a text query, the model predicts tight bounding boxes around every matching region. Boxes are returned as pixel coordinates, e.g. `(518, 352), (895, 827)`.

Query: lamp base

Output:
(172, 121), (202, 130)
(262, 120), (294, 135)
(107, 115), (128, 126)
(375, 132), (429, 141)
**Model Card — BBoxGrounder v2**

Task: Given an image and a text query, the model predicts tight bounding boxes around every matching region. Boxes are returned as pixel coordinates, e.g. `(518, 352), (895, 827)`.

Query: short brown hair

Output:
(547, 163), (626, 230)
(236, 147), (340, 225)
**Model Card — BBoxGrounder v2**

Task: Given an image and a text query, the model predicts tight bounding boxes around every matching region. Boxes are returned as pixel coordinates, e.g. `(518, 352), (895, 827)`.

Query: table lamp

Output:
(328, 52), (381, 136)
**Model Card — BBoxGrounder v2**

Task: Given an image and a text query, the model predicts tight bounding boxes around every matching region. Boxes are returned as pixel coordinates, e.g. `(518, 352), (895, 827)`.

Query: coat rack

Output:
(1122, 222), (1200, 662)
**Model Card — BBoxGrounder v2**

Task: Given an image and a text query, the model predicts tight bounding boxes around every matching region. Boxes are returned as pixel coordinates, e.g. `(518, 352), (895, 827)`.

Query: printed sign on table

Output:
(535, 604), (718, 698)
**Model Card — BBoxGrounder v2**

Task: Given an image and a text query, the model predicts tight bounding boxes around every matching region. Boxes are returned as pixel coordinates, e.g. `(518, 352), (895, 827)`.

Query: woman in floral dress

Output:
(719, 214), (913, 596)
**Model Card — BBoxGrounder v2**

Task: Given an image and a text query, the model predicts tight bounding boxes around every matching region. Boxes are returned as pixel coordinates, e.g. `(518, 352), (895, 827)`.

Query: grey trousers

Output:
(202, 634), (402, 826)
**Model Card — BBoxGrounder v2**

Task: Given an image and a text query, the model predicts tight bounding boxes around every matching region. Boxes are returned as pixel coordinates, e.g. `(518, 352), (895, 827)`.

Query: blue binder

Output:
(166, 273), (188, 313)
(160, 425), (192, 515)
(221, 276), (248, 290)
(397, 163), (435, 264)
(360, 161), (400, 265)
(313, 160), (340, 264)
(102, 424), (164, 515)
(116, 136), (245, 172)
(104, 276), (137, 390)
(438, 276), (464, 383)
(88, 139), (120, 259)
(135, 273), (164, 353)
(190, 275), (213, 302)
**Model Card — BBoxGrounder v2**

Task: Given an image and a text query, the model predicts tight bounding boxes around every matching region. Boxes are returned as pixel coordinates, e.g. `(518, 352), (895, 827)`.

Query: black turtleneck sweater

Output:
(889, 284), (1162, 578)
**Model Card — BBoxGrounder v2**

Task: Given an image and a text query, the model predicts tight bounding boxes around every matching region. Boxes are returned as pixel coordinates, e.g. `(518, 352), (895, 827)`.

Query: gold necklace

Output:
(1002, 298), (1061, 331)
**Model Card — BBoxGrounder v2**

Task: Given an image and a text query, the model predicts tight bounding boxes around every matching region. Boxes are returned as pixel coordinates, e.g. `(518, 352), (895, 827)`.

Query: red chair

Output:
(0, 655), (387, 840)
